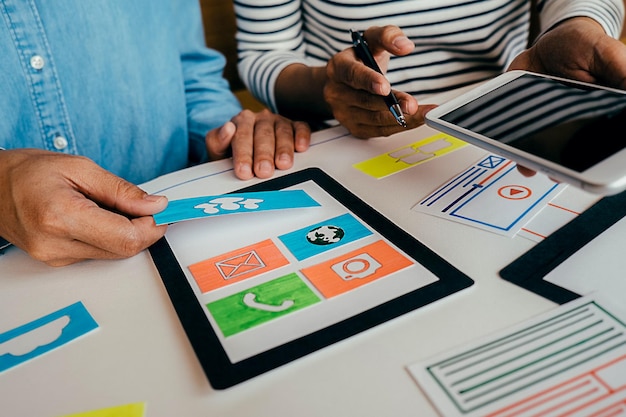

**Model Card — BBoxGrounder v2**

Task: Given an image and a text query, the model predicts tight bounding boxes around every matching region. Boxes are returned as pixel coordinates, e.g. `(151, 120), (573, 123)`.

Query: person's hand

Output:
(509, 16), (626, 178)
(205, 109), (311, 180)
(324, 25), (438, 138)
(516, 165), (538, 177)
(508, 17), (626, 90)
(0, 149), (168, 266)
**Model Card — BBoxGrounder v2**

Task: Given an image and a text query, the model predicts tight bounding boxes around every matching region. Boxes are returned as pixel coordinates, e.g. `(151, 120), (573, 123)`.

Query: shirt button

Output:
(53, 135), (68, 150)
(30, 55), (45, 70)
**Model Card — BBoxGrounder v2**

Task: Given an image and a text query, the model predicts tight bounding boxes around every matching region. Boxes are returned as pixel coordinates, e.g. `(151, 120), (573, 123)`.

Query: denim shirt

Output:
(0, 0), (241, 184)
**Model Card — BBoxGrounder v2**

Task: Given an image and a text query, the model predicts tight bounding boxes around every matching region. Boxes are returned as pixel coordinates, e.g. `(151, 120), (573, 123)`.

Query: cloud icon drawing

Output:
(0, 315), (70, 357)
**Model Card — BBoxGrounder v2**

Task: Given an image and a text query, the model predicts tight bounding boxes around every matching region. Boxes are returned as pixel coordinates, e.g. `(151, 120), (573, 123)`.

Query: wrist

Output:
(0, 147), (13, 251)
(275, 63), (332, 120)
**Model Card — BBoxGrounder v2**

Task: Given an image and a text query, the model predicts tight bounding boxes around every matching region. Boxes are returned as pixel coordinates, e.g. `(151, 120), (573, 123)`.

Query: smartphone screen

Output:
(439, 73), (626, 172)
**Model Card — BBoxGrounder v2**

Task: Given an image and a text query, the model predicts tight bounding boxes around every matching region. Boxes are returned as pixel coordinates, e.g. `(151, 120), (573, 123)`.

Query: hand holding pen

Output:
(350, 29), (407, 128)
(322, 26), (434, 138)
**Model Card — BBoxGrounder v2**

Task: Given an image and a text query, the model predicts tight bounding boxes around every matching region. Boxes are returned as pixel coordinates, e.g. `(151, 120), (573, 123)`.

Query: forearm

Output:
(274, 63), (333, 122)
(0, 148), (9, 251)
(539, 0), (624, 39)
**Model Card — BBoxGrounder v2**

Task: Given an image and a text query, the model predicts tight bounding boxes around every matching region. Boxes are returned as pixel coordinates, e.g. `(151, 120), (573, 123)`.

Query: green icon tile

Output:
(207, 273), (321, 337)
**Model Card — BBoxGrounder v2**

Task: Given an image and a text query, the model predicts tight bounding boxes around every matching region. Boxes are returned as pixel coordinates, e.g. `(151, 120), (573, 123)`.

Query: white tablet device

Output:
(425, 70), (626, 195)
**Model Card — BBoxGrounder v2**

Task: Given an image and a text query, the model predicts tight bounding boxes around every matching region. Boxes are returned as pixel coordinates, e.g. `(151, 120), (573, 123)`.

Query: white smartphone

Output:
(425, 70), (626, 195)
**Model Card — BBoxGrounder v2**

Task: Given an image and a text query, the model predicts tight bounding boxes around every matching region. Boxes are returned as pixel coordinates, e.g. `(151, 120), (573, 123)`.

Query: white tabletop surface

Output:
(0, 88), (605, 417)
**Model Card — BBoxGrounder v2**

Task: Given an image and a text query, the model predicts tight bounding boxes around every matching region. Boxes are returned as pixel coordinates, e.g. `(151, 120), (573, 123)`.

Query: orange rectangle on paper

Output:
(189, 239), (290, 293)
(301, 240), (413, 298)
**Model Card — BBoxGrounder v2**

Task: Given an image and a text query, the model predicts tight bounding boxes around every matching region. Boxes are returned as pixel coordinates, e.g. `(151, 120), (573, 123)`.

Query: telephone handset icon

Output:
(243, 292), (294, 312)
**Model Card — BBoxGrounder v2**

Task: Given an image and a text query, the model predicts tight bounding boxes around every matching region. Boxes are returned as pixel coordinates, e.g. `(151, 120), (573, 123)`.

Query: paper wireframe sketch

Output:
(412, 154), (566, 236)
(353, 132), (467, 179)
(407, 296), (626, 417)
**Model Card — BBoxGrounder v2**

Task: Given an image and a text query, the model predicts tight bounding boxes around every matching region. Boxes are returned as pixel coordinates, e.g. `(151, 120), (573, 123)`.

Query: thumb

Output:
(417, 103), (439, 120)
(206, 121), (236, 161)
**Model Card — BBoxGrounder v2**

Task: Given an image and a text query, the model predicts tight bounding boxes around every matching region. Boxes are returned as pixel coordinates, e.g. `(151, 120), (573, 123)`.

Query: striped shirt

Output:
(234, 0), (624, 113)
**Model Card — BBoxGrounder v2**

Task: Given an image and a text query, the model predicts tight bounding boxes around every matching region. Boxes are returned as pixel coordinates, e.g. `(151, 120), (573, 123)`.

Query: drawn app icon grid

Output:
(188, 213), (414, 337)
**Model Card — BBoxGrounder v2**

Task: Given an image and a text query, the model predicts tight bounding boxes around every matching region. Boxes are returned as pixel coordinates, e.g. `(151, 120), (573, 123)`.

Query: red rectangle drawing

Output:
(189, 239), (290, 293)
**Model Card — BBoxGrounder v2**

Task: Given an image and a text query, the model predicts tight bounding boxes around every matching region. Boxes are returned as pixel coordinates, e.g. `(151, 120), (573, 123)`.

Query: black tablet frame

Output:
(500, 190), (626, 304)
(149, 167), (474, 389)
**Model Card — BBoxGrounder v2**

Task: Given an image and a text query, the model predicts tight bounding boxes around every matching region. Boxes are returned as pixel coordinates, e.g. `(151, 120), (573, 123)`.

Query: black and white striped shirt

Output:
(234, 0), (624, 113)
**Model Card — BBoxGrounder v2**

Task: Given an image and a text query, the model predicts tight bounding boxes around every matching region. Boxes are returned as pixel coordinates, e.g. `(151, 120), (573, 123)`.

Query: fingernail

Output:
(220, 125), (230, 141)
(297, 138), (309, 151)
(238, 164), (252, 178)
(259, 160), (273, 176)
(220, 121), (235, 141)
(144, 194), (166, 203)
(393, 36), (413, 50)
(373, 82), (389, 95)
(278, 153), (291, 163)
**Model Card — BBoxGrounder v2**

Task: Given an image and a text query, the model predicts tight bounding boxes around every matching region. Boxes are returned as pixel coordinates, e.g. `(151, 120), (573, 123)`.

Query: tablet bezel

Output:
(148, 167), (474, 389)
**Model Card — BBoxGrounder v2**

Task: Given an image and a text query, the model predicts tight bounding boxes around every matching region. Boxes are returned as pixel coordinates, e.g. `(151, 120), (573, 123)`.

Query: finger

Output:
(229, 110), (256, 180)
(69, 163), (168, 217)
(344, 100), (436, 139)
(335, 105), (398, 137)
(394, 90), (419, 115)
(21, 190), (167, 265)
(45, 222), (166, 267)
(516, 165), (537, 177)
(271, 118), (310, 169)
(327, 46), (390, 96)
(406, 102), (438, 124)
(294, 121), (311, 153)
(349, 118), (410, 138)
(250, 111), (279, 179)
(332, 88), (407, 124)
(326, 81), (390, 112)
(338, 105), (410, 138)
(206, 121), (236, 161)
(65, 203), (167, 257)
(364, 25), (414, 57)
(273, 116), (297, 171)
(30, 229), (148, 267)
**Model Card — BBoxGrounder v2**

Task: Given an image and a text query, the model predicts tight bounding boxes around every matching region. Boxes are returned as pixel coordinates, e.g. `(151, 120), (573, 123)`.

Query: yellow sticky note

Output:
(59, 402), (145, 417)
(353, 133), (466, 179)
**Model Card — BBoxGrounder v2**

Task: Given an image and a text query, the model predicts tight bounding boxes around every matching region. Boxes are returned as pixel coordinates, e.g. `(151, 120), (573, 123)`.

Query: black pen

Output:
(350, 29), (407, 128)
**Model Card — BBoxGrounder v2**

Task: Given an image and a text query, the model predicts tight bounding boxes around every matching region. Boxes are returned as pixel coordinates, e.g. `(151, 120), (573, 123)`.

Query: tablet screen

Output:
(439, 73), (626, 172)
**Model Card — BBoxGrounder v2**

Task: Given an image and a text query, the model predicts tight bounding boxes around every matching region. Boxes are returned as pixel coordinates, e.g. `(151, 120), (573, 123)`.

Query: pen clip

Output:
(350, 28), (363, 47)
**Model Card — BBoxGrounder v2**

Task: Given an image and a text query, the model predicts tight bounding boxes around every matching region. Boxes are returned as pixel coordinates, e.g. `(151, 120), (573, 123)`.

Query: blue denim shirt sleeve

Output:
(0, 0), (242, 184)
(179, 0), (242, 164)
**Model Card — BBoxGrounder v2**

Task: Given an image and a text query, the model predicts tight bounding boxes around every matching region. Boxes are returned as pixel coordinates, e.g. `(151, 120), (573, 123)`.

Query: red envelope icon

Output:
(189, 239), (289, 293)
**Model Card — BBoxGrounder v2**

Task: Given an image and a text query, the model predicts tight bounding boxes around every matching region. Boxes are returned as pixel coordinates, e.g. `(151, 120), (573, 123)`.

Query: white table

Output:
(0, 93), (603, 417)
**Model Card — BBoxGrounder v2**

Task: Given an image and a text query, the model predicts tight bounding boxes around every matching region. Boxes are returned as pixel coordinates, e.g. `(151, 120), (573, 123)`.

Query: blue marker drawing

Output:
(153, 190), (320, 225)
(0, 301), (99, 373)
(279, 213), (373, 261)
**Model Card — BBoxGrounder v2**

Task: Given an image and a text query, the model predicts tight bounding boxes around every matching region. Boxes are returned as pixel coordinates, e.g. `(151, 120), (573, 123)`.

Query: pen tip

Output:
(389, 104), (407, 128)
